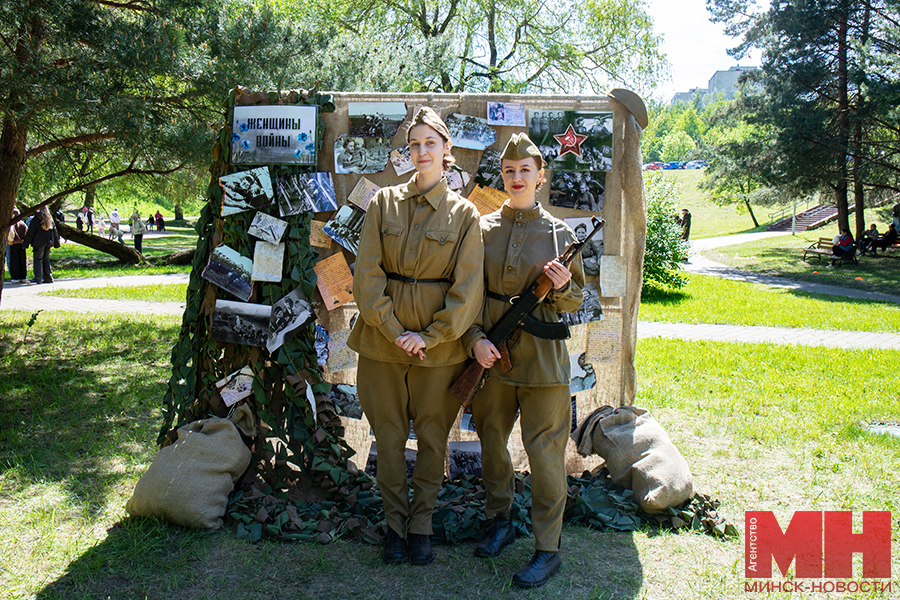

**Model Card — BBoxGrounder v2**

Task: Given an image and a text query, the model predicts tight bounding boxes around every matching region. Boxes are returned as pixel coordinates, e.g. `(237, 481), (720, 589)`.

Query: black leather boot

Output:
(382, 527), (408, 563)
(408, 533), (434, 565)
(512, 550), (561, 588)
(474, 512), (515, 558)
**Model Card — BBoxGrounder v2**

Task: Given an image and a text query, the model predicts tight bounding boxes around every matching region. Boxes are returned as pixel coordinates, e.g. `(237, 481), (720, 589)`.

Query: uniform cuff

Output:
(462, 328), (487, 358)
(377, 318), (406, 344)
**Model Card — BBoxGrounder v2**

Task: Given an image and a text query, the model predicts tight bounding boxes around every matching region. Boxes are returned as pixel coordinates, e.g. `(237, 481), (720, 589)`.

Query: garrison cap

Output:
(501, 133), (543, 168)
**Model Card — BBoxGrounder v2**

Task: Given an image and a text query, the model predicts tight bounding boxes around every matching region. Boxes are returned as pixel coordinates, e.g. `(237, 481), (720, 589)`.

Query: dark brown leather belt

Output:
(386, 272), (453, 284)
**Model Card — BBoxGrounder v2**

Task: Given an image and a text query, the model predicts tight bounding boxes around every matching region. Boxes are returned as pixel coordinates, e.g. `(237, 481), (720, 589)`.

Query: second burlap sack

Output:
(573, 405), (693, 513)
(126, 404), (256, 529)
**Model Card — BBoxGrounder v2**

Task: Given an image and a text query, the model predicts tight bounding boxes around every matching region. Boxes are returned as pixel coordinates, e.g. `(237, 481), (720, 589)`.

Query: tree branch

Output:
(85, 0), (160, 14)
(26, 132), (118, 158)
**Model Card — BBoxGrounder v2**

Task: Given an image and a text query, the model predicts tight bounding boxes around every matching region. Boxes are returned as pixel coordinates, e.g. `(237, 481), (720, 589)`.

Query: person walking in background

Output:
(347, 107), (484, 567)
(147, 213), (156, 232)
(155, 210), (165, 232)
(23, 206), (60, 284)
(98, 215), (106, 237)
(463, 133), (584, 589)
(7, 207), (28, 282)
(131, 211), (146, 254)
(109, 208), (120, 231)
(676, 208), (692, 240)
(86, 208), (94, 234)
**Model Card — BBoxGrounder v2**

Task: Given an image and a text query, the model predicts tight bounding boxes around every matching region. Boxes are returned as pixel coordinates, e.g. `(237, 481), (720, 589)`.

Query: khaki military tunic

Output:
(348, 176), (484, 537)
(464, 201), (584, 552)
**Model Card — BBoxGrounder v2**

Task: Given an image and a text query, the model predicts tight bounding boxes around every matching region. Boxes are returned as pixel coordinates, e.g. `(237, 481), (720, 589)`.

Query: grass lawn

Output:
(1, 311), (897, 600)
(701, 232), (900, 297)
(641, 272), (900, 332)
(42, 283), (188, 303)
(660, 170), (783, 240)
(36, 223), (199, 279)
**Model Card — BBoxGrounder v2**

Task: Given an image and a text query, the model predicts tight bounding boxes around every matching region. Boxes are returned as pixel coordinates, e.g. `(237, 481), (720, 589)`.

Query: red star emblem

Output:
(553, 124), (588, 158)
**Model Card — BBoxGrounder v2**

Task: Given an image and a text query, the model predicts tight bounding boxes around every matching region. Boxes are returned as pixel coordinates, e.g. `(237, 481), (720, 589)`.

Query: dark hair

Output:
(406, 107), (455, 171)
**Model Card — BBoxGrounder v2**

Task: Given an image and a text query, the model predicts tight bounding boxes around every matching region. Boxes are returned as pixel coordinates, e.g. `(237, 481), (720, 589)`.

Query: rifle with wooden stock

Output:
(450, 216), (604, 407)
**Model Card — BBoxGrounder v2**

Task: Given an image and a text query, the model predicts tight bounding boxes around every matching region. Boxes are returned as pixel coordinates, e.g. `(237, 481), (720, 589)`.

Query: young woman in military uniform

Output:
(348, 107), (484, 566)
(462, 133), (584, 588)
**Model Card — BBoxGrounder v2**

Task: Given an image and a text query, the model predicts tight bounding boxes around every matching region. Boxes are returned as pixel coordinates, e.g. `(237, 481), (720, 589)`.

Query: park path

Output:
(2, 232), (898, 350)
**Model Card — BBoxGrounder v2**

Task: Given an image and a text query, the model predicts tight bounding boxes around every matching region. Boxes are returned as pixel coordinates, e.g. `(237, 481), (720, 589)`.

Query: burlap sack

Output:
(572, 405), (692, 513)
(126, 405), (256, 529)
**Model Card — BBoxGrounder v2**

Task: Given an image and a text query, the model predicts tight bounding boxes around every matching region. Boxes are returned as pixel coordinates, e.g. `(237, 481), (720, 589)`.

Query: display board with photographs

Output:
(266, 288), (313, 353)
(389, 145), (414, 176)
(202, 245), (254, 301)
(212, 300), (271, 347)
(487, 101), (526, 127)
(248, 212), (288, 244)
(216, 367), (255, 406)
(551, 171), (605, 212)
(251, 241), (284, 282)
(472, 147), (504, 191)
(565, 217), (604, 276)
(529, 110), (613, 172)
(323, 205), (365, 255)
(445, 113), (497, 150)
(231, 105), (317, 165)
(347, 177), (381, 211)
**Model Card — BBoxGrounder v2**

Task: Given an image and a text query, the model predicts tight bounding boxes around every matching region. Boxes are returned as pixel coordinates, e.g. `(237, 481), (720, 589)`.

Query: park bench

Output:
(802, 237), (858, 266)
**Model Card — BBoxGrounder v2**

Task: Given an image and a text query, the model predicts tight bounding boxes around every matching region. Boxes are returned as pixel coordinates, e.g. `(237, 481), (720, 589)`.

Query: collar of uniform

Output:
(399, 175), (448, 210)
(500, 200), (543, 221)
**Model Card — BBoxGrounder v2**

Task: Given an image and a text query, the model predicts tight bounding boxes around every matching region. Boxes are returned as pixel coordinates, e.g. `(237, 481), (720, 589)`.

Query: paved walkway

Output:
(1, 232), (898, 350)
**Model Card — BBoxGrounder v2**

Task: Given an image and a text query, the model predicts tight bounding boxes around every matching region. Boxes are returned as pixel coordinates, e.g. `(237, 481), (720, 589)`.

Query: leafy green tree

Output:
(660, 131), (697, 162)
(312, 0), (666, 93)
(0, 0), (327, 296)
(642, 171), (689, 290)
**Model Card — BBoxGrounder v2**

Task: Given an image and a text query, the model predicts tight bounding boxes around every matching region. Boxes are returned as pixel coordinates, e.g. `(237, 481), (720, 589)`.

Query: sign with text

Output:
(231, 105), (317, 165)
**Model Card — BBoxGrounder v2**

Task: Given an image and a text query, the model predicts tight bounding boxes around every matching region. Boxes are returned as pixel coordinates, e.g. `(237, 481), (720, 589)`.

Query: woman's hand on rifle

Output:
(474, 339), (502, 369)
(543, 259), (572, 290)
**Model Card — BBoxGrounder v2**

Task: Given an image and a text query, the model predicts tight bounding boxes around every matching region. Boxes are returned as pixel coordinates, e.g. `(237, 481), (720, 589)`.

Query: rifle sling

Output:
(485, 290), (569, 342)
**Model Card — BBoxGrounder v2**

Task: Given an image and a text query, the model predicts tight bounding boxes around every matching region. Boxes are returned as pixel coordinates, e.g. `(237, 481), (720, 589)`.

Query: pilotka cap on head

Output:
(501, 133), (543, 168)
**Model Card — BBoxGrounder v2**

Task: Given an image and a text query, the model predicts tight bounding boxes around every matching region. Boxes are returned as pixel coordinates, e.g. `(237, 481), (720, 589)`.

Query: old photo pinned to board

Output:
(215, 366), (255, 407)
(248, 212), (288, 244)
(564, 217), (604, 276)
(445, 113), (497, 150)
(334, 135), (391, 174)
(323, 205), (365, 255)
(211, 300), (271, 348)
(552, 171), (605, 213)
(266, 287), (313, 353)
(202, 244), (254, 301)
(330, 384), (362, 419)
(487, 101), (526, 127)
(348, 101), (407, 138)
(251, 240), (284, 282)
(347, 177), (381, 211)
(275, 172), (338, 216)
(220, 167), (274, 216)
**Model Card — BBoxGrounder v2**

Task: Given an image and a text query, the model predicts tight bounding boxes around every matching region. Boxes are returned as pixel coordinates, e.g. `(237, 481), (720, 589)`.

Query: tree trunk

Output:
(0, 117), (28, 305)
(174, 204), (184, 221)
(56, 221), (143, 263)
(153, 248), (195, 265)
(835, 1), (851, 232)
(744, 198), (760, 228)
(84, 185), (96, 208)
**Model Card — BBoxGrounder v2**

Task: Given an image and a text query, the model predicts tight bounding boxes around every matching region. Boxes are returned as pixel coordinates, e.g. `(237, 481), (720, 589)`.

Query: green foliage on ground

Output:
(1, 310), (897, 599)
(642, 172), (689, 289)
(42, 283), (188, 303)
(641, 272), (900, 332)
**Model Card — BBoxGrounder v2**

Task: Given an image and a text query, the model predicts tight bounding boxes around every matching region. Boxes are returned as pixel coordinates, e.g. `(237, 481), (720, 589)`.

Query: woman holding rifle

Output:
(462, 133), (584, 588)
(348, 107), (484, 566)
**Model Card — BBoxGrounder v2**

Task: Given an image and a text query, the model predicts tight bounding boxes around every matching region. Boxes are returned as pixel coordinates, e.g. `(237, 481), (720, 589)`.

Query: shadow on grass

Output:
(640, 285), (690, 305)
(36, 518), (644, 600)
(0, 314), (173, 517)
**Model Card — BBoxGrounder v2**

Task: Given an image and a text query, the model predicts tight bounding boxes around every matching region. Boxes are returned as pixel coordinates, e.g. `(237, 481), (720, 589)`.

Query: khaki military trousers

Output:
(471, 378), (570, 552)
(357, 355), (463, 537)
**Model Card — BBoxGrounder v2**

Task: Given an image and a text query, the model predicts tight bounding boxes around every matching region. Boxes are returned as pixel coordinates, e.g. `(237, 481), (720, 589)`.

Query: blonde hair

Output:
(39, 206), (54, 231)
(406, 107), (456, 171)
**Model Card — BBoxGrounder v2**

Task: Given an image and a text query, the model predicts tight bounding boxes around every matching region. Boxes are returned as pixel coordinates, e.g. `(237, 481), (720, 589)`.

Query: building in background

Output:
(670, 66), (758, 105)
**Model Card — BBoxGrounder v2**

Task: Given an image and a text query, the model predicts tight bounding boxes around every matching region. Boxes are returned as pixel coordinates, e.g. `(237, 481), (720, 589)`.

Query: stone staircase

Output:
(767, 204), (840, 232)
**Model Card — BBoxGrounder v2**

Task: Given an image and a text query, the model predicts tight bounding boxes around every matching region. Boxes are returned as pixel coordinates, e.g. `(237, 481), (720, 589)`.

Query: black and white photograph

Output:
(460, 407), (477, 432)
(330, 384), (362, 419)
(275, 172), (338, 216)
(487, 101), (526, 127)
(251, 240), (284, 282)
(211, 299), (271, 347)
(560, 281), (603, 326)
(389, 145), (414, 176)
(347, 177), (381, 211)
(231, 104), (317, 165)
(202, 245), (254, 301)
(569, 352), (597, 394)
(314, 324), (329, 366)
(448, 441), (482, 479)
(565, 217), (604, 276)
(551, 171), (605, 213)
(472, 147), (504, 191)
(265, 287), (313, 353)
(334, 135), (391, 174)
(529, 110), (613, 172)
(215, 366), (255, 407)
(365, 442), (418, 479)
(348, 101), (407, 138)
(570, 397), (578, 433)
(220, 167), (274, 216)
(248, 212), (288, 244)
(445, 165), (470, 193)
(445, 113), (497, 150)
(323, 205), (365, 255)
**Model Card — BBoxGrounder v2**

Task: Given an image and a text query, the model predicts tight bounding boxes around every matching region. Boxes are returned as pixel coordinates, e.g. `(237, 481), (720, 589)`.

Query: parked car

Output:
(642, 162), (662, 170)
(663, 161), (685, 170)
(684, 160), (706, 169)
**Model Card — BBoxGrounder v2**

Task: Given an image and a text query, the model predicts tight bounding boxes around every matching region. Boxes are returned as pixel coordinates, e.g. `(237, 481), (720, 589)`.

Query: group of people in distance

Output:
(348, 108), (585, 588)
(831, 218), (899, 266)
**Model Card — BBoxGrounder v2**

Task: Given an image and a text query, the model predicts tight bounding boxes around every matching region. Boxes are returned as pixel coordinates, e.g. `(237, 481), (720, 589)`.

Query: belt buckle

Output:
(508, 295), (520, 304)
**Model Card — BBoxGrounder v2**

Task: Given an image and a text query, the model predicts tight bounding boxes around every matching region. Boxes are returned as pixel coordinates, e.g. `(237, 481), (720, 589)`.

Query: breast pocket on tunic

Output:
(380, 223), (406, 259)
(423, 230), (460, 271)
